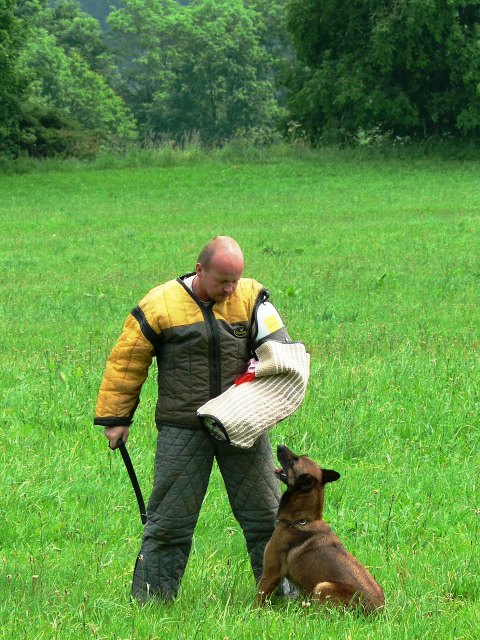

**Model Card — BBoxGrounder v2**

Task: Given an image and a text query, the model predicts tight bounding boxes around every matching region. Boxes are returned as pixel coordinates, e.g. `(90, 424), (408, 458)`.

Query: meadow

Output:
(1, 147), (479, 639)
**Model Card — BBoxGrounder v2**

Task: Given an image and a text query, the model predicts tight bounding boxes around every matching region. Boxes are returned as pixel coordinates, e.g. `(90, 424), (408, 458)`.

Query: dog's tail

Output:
(312, 581), (384, 613)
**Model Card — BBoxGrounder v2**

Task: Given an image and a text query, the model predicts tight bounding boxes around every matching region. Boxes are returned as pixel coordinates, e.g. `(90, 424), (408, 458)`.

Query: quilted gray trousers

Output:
(131, 425), (280, 602)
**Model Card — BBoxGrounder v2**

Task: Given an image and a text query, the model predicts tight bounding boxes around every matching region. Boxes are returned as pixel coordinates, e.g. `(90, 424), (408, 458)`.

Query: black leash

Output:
(112, 438), (147, 525)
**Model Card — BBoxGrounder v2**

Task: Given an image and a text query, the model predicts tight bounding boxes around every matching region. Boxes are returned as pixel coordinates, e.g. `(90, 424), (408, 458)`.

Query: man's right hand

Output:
(104, 426), (130, 449)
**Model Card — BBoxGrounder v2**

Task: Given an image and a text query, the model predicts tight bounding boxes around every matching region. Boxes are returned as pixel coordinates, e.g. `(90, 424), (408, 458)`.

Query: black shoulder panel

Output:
(131, 306), (162, 353)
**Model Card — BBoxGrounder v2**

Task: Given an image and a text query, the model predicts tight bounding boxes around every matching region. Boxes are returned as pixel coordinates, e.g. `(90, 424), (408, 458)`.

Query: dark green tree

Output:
(285, 0), (480, 143)
(77, 0), (122, 30)
(6, 0), (137, 156)
(108, 0), (278, 143)
(245, 0), (294, 105)
(0, 0), (27, 156)
(47, 0), (112, 74)
(16, 28), (137, 142)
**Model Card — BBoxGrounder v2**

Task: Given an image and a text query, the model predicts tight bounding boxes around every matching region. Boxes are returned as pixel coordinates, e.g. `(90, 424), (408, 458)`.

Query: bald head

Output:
(194, 236), (244, 302)
(197, 236), (244, 270)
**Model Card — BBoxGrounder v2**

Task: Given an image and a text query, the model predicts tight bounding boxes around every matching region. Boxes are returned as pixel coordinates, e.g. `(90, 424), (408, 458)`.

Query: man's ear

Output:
(322, 469), (340, 485)
(296, 473), (318, 492)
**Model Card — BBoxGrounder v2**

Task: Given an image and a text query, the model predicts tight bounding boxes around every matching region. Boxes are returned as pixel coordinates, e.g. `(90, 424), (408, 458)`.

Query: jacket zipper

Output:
(201, 305), (222, 397)
(176, 275), (222, 398)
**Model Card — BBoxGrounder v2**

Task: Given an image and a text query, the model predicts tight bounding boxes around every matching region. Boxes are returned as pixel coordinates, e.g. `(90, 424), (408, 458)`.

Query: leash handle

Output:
(113, 438), (147, 525)
(115, 436), (127, 450)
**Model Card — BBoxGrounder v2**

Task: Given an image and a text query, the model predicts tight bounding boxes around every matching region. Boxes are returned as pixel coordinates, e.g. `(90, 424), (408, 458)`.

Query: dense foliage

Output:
(285, 0), (480, 143)
(1, 0), (479, 158)
(0, 0), (27, 155)
(107, 0), (279, 143)
(1, 0), (136, 158)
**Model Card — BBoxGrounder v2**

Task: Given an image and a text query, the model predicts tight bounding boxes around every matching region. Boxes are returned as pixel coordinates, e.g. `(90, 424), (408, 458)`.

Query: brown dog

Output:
(256, 445), (385, 612)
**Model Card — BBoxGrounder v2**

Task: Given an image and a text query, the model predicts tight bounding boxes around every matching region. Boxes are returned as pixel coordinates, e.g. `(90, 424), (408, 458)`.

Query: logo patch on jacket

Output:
(233, 326), (248, 338)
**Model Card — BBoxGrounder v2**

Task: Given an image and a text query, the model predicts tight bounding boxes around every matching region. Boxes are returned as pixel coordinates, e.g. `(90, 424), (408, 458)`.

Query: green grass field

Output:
(1, 148), (479, 639)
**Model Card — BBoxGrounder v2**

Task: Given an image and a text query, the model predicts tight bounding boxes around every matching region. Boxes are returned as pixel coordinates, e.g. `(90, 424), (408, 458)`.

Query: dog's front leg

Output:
(256, 574), (282, 605)
(255, 542), (283, 605)
(255, 575), (281, 606)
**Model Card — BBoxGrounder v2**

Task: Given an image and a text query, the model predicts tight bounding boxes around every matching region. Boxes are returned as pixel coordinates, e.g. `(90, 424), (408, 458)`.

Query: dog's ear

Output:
(321, 469), (340, 485)
(296, 473), (318, 491)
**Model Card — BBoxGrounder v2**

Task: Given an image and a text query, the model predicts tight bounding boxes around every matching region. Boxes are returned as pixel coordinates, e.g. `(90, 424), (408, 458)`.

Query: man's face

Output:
(195, 254), (244, 303)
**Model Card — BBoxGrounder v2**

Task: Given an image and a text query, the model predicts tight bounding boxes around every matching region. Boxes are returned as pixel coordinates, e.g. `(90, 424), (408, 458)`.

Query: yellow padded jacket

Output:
(94, 273), (269, 429)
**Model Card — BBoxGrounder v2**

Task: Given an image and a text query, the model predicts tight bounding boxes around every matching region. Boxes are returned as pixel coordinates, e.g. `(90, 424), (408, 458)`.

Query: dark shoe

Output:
(131, 553), (176, 604)
(273, 578), (298, 602)
(131, 585), (175, 605)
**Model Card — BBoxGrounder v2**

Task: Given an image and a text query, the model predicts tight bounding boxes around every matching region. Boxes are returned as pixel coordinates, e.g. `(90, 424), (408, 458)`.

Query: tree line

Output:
(1, 0), (479, 159)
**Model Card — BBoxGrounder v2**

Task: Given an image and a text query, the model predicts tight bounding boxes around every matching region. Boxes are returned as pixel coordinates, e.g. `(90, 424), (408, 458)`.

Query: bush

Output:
(285, 0), (480, 143)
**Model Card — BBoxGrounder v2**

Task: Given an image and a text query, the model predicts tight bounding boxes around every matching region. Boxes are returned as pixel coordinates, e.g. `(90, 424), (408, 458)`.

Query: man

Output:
(94, 236), (291, 602)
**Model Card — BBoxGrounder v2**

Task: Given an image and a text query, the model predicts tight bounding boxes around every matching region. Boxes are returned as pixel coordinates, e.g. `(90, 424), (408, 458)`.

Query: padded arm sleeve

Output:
(252, 300), (290, 350)
(94, 312), (157, 426)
